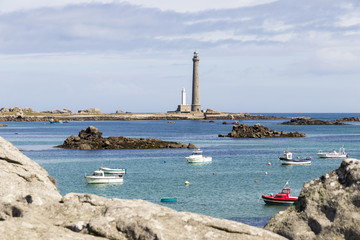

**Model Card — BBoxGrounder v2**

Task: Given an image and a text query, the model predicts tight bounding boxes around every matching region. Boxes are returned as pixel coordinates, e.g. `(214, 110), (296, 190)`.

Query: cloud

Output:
(0, 0), (278, 13)
(262, 19), (293, 32)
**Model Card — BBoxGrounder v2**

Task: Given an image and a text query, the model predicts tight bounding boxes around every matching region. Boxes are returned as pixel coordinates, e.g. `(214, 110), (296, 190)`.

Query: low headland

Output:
(0, 106), (287, 122)
(219, 123), (306, 138)
(57, 126), (196, 150)
(1, 136), (359, 239)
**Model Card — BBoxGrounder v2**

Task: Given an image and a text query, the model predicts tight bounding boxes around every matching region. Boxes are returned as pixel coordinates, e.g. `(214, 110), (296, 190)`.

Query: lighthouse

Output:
(181, 88), (186, 105)
(191, 50), (201, 112)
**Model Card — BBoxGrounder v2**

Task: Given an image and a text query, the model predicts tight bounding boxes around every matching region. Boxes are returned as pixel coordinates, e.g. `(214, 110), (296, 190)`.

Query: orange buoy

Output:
(213, 172), (215, 175)
(255, 180), (258, 183)
(267, 162), (271, 166)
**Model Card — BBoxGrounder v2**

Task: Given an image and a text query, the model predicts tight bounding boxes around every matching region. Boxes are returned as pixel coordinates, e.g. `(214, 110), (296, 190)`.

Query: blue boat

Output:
(160, 197), (177, 202)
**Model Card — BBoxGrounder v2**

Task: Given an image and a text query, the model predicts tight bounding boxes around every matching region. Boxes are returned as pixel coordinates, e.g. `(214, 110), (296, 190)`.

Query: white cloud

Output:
(336, 12), (360, 27)
(262, 19), (293, 32)
(0, 0), (278, 13)
(156, 30), (295, 43)
(184, 17), (251, 25)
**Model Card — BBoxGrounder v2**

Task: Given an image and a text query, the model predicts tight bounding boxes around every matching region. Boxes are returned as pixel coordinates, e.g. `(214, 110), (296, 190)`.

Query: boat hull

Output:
(280, 159), (311, 165)
(85, 176), (123, 184)
(161, 198), (177, 202)
(317, 153), (347, 158)
(186, 156), (212, 163)
(262, 195), (297, 205)
(99, 167), (126, 174)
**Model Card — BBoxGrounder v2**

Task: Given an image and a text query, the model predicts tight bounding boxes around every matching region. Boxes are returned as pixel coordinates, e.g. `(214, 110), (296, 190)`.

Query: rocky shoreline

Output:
(219, 123), (306, 138)
(0, 106), (288, 122)
(57, 126), (196, 150)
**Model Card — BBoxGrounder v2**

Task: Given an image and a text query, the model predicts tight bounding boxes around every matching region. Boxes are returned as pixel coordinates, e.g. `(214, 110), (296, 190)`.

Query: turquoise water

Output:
(1, 113), (360, 226)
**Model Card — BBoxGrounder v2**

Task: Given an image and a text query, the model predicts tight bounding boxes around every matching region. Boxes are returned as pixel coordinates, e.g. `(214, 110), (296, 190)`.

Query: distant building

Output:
(176, 88), (191, 113)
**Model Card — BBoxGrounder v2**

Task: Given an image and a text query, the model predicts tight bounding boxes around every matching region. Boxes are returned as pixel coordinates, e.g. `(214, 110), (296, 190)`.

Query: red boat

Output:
(261, 188), (298, 205)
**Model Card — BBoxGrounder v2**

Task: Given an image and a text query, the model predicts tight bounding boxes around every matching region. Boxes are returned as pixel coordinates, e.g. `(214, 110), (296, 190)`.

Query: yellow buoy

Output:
(265, 172), (268, 175)
(185, 181), (190, 185)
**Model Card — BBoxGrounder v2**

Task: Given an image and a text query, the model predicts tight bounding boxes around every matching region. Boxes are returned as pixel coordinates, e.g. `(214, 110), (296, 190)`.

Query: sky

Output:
(0, 0), (360, 113)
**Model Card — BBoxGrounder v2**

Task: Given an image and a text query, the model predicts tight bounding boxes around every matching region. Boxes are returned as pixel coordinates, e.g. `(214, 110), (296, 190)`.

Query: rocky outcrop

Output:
(9, 106), (22, 112)
(280, 117), (346, 125)
(219, 123), (306, 138)
(0, 136), (285, 240)
(78, 108), (102, 114)
(337, 117), (360, 122)
(58, 126), (196, 150)
(265, 158), (360, 240)
(0, 107), (8, 112)
(42, 109), (72, 114)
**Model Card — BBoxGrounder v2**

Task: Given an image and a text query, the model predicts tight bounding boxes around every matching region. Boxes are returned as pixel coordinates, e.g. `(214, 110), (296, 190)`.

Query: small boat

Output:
(99, 167), (126, 174)
(84, 170), (123, 184)
(49, 118), (62, 124)
(185, 149), (212, 163)
(160, 197), (177, 202)
(262, 187), (298, 205)
(317, 146), (348, 158)
(279, 152), (311, 165)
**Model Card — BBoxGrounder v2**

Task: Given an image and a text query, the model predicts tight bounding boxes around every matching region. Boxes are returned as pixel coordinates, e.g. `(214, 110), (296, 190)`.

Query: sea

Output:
(1, 113), (360, 228)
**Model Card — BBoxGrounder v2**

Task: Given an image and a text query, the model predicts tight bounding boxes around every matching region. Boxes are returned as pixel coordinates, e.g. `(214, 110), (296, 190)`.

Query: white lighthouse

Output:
(182, 88), (186, 105)
(175, 88), (191, 113)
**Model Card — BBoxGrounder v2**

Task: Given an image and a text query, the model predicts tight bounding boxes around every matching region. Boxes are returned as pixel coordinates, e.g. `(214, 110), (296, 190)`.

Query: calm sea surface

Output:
(1, 113), (360, 227)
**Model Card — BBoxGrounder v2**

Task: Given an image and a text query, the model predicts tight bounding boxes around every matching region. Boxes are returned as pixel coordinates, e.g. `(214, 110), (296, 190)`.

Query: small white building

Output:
(176, 88), (191, 113)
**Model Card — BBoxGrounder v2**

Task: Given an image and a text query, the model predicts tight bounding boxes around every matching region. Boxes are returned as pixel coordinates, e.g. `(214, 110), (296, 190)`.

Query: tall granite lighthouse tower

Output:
(191, 50), (201, 112)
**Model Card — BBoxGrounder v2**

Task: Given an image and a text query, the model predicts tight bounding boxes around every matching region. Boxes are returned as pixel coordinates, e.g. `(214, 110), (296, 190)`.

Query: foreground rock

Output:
(0, 136), (285, 239)
(265, 158), (360, 240)
(280, 117), (346, 125)
(57, 126), (196, 150)
(219, 123), (306, 138)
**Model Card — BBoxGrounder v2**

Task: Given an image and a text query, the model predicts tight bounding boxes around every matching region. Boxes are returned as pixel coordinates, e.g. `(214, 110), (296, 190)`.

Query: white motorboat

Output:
(85, 170), (123, 184)
(185, 149), (212, 163)
(317, 147), (348, 158)
(99, 167), (126, 174)
(279, 151), (311, 165)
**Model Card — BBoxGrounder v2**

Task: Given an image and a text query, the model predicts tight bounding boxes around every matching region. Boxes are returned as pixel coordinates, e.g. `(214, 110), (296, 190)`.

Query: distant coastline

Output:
(0, 112), (287, 122)
(0, 107), (288, 122)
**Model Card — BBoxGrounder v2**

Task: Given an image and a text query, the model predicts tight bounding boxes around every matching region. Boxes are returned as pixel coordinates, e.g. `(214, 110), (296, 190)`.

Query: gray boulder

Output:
(265, 158), (360, 240)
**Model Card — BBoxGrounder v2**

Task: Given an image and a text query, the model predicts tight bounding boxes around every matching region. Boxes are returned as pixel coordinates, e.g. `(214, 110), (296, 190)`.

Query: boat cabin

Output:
(93, 170), (105, 177)
(275, 188), (291, 198)
(192, 149), (203, 155)
(282, 152), (293, 160)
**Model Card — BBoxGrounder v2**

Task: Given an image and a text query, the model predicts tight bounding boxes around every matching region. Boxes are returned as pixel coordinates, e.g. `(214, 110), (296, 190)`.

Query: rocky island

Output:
(0, 136), (285, 239)
(280, 117), (346, 125)
(219, 123), (306, 138)
(57, 126), (196, 150)
(337, 117), (360, 122)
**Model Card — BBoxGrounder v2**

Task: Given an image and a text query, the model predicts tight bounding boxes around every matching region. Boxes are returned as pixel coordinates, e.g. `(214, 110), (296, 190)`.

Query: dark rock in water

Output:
(280, 117), (346, 125)
(57, 126), (196, 150)
(0, 136), (286, 239)
(265, 158), (360, 240)
(337, 117), (360, 122)
(220, 123), (305, 138)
